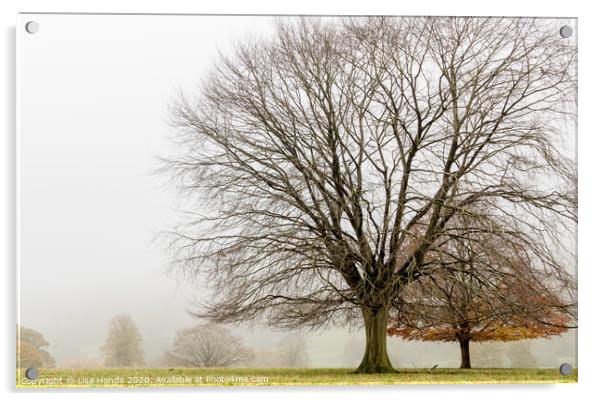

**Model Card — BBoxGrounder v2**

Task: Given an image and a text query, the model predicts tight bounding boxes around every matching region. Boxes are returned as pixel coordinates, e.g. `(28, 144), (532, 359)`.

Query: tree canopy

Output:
(17, 326), (55, 368)
(388, 218), (574, 368)
(100, 314), (145, 367)
(164, 324), (252, 367)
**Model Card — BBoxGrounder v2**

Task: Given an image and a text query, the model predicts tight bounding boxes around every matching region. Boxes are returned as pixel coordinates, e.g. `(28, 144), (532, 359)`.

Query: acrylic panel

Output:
(16, 13), (577, 388)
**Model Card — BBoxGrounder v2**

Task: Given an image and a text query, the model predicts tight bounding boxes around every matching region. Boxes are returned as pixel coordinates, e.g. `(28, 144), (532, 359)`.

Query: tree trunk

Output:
(459, 338), (471, 369)
(355, 304), (396, 373)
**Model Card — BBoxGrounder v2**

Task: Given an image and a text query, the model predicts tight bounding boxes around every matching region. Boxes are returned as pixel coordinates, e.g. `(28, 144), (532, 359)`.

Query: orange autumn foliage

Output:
(388, 316), (570, 343)
(388, 262), (573, 343)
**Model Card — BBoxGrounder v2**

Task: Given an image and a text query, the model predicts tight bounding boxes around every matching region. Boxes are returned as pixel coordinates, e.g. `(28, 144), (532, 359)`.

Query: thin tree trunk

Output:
(355, 304), (396, 373)
(459, 338), (471, 369)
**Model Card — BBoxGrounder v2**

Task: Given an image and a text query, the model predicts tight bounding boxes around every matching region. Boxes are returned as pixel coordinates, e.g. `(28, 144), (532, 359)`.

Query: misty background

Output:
(17, 14), (576, 369)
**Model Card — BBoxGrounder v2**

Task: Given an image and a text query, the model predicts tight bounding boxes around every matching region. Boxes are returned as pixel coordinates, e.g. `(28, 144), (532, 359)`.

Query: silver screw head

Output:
(559, 25), (573, 39)
(559, 363), (573, 375)
(25, 367), (39, 380)
(25, 21), (39, 34)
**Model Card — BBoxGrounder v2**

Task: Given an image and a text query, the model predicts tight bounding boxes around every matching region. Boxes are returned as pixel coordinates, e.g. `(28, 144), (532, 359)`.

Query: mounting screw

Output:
(25, 21), (39, 34)
(559, 25), (573, 39)
(25, 367), (39, 380)
(559, 363), (573, 375)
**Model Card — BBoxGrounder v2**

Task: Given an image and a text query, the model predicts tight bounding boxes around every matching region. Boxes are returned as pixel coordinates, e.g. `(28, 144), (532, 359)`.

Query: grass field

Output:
(17, 367), (577, 387)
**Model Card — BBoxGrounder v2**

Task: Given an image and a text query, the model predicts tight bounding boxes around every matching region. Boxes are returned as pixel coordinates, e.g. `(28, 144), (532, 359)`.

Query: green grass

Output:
(17, 367), (577, 387)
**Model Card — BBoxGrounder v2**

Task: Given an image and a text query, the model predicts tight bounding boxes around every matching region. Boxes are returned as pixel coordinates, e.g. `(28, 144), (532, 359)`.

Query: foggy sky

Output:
(17, 14), (576, 368)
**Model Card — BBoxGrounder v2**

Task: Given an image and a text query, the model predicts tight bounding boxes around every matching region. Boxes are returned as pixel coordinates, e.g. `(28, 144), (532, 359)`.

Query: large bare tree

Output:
(166, 17), (576, 373)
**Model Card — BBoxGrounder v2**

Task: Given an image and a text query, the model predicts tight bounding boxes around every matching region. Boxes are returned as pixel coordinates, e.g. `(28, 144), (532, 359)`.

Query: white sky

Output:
(17, 13), (576, 368)
(17, 14), (283, 364)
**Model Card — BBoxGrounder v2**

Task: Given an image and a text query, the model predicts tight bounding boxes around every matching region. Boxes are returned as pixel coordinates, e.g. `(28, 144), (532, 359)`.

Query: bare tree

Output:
(164, 324), (252, 368)
(100, 314), (145, 367)
(166, 17), (576, 373)
(277, 334), (310, 367)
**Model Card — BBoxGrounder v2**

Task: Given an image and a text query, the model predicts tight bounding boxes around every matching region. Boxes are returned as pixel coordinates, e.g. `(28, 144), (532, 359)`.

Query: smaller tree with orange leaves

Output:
(388, 219), (574, 369)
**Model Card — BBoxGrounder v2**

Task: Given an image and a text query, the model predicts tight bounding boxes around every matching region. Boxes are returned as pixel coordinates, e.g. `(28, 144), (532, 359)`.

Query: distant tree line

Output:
(97, 315), (309, 369)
